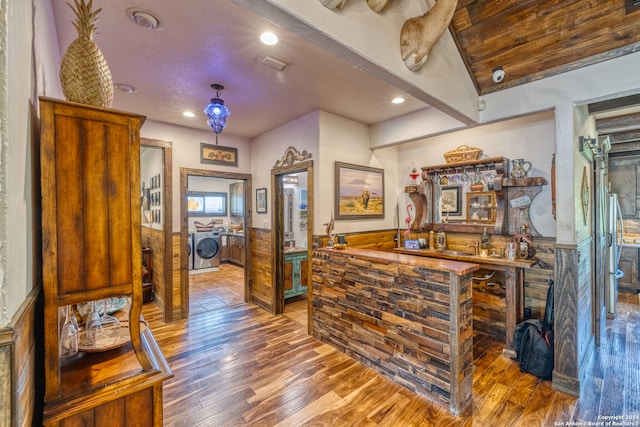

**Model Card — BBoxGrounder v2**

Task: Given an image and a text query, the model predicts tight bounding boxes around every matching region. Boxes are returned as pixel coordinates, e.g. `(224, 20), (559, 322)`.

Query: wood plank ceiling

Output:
(450, 0), (640, 96)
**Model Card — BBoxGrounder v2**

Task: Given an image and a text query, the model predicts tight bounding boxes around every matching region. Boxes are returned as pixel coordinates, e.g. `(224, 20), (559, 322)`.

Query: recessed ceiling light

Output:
(127, 8), (160, 30)
(115, 83), (136, 93)
(392, 97), (405, 104)
(260, 32), (278, 45)
(183, 111), (195, 118)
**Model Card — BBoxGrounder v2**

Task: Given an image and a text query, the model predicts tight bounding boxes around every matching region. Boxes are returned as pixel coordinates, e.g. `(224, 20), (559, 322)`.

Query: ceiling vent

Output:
(257, 55), (288, 71)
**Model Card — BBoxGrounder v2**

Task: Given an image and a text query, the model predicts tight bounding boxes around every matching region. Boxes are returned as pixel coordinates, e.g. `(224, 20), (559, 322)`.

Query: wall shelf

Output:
(406, 156), (548, 236)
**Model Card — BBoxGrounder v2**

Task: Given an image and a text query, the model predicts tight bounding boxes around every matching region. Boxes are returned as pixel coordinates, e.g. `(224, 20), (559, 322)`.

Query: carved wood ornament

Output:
(274, 146), (313, 168)
(319, 0), (458, 71)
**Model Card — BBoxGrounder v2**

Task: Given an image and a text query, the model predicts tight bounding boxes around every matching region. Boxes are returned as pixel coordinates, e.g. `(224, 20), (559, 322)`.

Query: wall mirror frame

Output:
(271, 158), (314, 333)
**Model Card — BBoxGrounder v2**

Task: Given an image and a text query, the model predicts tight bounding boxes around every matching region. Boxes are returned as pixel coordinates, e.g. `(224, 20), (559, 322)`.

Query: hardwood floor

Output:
(142, 265), (640, 426)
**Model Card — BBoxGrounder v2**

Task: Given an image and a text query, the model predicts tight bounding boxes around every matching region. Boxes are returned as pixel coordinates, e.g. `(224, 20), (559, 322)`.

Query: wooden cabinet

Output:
(230, 182), (244, 217)
(619, 246), (639, 292)
(220, 235), (230, 262)
(284, 251), (308, 298)
(229, 235), (245, 266)
(466, 191), (496, 223)
(39, 97), (171, 426)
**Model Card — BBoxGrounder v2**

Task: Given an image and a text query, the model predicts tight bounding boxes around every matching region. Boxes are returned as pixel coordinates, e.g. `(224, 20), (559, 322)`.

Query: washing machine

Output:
(187, 233), (194, 270)
(193, 232), (221, 269)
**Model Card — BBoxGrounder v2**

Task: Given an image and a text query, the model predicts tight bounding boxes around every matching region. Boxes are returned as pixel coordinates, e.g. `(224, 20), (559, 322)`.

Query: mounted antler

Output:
(319, 0), (347, 9)
(400, 0), (458, 71)
(366, 0), (394, 13)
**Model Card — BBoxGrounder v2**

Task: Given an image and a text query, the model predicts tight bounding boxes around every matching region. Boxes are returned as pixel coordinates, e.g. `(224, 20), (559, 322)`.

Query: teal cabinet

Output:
(284, 251), (308, 298)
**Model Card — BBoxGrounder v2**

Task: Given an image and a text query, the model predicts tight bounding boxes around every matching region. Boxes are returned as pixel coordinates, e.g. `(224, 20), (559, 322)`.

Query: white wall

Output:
(140, 120), (251, 232)
(397, 110), (556, 237)
(251, 111), (320, 229)
(318, 111), (399, 234)
(1, 0), (63, 325)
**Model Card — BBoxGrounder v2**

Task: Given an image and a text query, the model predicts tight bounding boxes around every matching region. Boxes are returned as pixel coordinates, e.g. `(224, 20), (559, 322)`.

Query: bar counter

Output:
(312, 247), (479, 415)
(394, 247), (538, 357)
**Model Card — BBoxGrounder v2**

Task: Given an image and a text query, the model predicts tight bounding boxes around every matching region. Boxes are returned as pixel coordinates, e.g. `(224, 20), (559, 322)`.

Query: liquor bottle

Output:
(518, 225), (530, 259)
(481, 227), (490, 250)
(436, 224), (446, 251)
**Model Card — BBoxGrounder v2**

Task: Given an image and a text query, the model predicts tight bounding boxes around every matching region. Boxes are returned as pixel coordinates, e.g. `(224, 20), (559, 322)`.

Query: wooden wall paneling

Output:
(141, 227), (165, 306)
(171, 233), (182, 320)
(553, 244), (581, 397)
(250, 228), (273, 312)
(0, 287), (42, 427)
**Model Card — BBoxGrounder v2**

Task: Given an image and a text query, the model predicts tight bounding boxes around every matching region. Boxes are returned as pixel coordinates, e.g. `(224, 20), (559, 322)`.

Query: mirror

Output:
(284, 188), (294, 243)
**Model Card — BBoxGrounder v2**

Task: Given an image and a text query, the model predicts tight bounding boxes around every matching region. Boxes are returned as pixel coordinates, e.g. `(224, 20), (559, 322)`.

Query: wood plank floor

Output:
(143, 265), (640, 426)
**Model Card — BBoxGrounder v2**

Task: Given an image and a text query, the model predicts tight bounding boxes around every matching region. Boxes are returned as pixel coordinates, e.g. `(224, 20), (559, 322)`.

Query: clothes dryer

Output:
(193, 232), (221, 269)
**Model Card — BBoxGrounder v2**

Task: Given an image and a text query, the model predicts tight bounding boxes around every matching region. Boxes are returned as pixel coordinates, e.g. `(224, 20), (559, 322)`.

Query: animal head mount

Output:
(318, 0), (458, 71)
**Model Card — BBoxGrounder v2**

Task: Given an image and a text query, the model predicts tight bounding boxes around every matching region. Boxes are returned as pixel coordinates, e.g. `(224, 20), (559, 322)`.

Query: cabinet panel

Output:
(229, 235), (245, 266)
(466, 191), (496, 223)
(220, 235), (230, 262)
(284, 251), (308, 298)
(619, 246), (639, 292)
(609, 161), (637, 218)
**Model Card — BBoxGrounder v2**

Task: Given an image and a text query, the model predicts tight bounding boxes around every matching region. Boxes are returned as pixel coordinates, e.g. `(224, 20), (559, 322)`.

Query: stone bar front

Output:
(312, 247), (478, 415)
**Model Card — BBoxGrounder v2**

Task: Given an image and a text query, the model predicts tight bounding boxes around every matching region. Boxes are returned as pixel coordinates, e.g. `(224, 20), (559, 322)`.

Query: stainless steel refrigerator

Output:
(606, 193), (624, 318)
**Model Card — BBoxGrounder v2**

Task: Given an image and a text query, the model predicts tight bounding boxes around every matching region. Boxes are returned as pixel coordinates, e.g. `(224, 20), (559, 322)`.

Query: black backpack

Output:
(514, 280), (554, 379)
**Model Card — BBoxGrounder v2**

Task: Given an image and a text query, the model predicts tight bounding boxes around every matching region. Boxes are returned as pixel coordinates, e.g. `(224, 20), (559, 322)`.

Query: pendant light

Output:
(204, 83), (230, 144)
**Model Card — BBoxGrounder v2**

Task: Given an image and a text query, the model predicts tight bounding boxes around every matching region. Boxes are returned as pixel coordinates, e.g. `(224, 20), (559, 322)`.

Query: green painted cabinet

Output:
(284, 251), (308, 299)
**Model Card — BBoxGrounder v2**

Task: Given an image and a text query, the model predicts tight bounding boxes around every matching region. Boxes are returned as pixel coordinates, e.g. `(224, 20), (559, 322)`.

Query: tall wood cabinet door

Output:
(39, 97), (149, 402)
(41, 100), (144, 300)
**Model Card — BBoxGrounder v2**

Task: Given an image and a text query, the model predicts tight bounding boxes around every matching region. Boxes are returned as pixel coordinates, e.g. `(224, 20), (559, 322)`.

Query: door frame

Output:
(140, 138), (173, 322)
(179, 168), (252, 320)
(271, 160), (313, 332)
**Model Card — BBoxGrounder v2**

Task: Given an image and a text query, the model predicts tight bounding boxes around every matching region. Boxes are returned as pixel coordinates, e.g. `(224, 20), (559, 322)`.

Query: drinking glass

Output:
(60, 305), (78, 358)
(84, 301), (101, 346)
(98, 299), (121, 346)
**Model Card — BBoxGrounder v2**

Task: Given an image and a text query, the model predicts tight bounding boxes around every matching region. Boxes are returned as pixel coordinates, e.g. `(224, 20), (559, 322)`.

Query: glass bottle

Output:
(518, 225), (530, 259)
(436, 224), (447, 251)
(481, 227), (490, 250)
(60, 305), (78, 358)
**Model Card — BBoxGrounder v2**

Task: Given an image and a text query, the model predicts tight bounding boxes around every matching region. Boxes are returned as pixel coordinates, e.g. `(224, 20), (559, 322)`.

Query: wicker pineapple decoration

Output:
(59, 0), (113, 108)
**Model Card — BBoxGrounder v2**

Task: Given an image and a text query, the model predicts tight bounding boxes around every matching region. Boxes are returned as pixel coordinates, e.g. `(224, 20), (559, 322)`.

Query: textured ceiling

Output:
(51, 0), (430, 139)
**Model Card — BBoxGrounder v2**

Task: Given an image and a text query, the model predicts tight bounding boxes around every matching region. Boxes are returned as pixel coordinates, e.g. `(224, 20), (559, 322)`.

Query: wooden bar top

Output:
(393, 247), (538, 269)
(317, 247), (479, 276)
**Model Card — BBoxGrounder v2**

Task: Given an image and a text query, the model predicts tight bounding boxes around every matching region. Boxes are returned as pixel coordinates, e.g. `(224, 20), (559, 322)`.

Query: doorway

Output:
(179, 168), (251, 320)
(272, 160), (313, 333)
(140, 138), (173, 322)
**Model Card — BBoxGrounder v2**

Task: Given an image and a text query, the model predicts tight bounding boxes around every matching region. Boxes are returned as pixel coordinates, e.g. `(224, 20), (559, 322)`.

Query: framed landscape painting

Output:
(334, 162), (384, 220)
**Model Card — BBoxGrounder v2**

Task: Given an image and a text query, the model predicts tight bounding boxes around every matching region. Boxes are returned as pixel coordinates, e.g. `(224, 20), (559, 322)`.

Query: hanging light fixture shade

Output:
(204, 83), (230, 143)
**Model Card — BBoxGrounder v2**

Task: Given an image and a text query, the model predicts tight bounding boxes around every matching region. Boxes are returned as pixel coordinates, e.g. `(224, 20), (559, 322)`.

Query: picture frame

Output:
(256, 187), (267, 214)
(335, 162), (384, 220)
(440, 185), (461, 216)
(200, 143), (238, 166)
